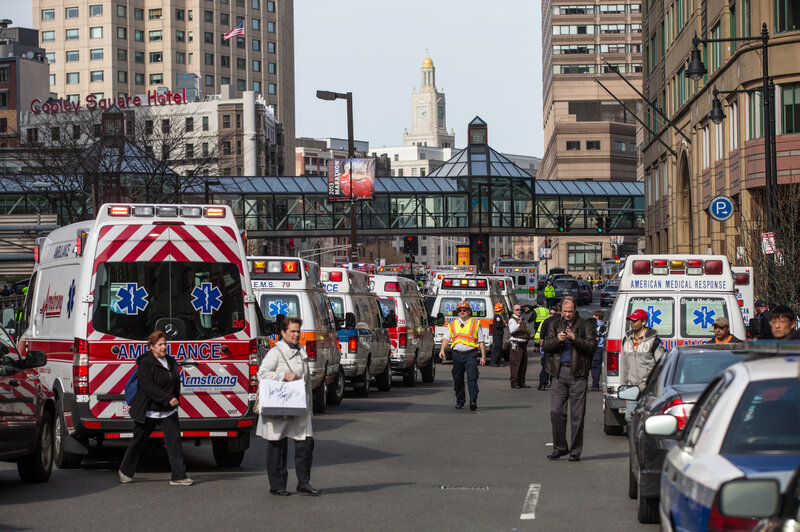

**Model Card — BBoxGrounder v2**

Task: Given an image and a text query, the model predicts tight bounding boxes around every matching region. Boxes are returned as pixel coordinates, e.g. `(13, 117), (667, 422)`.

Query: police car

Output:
(602, 255), (746, 435)
(644, 345), (800, 531)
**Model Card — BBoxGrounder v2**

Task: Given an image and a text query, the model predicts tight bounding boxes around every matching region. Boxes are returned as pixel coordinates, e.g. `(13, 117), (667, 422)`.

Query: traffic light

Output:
(403, 235), (418, 255)
(544, 237), (552, 248)
(595, 216), (605, 233)
(556, 215), (569, 233)
(470, 234), (490, 271)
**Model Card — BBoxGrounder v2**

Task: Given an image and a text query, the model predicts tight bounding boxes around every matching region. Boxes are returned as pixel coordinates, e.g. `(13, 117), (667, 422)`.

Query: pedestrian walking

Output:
(589, 310), (606, 391)
(769, 305), (800, 340)
(537, 304), (561, 391)
(119, 331), (193, 486)
(620, 309), (666, 390)
(508, 304), (532, 388)
(754, 299), (773, 339)
(439, 300), (487, 411)
(542, 296), (597, 461)
(489, 302), (507, 367)
(257, 317), (320, 496)
(544, 281), (556, 309)
(706, 316), (742, 344)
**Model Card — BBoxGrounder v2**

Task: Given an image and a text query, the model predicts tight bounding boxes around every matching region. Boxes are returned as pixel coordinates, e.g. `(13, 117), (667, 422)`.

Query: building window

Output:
(253, 81), (261, 92)
(66, 29), (79, 40)
(202, 142), (209, 156)
(715, 123), (723, 161)
(268, 62), (276, 74)
(118, 71), (127, 83)
(729, 101), (739, 149)
(161, 119), (170, 134)
(237, 57), (246, 70)
(176, 30), (185, 42)
(252, 0), (260, 8)
(223, 141), (231, 155)
(66, 72), (80, 84)
(0, 118), (6, 132)
(711, 23), (721, 72)
(702, 126), (710, 167)
(267, 21), (276, 33)
(268, 83), (277, 95)
(205, 75), (214, 86)
(567, 243), (602, 269)
(176, 52), (186, 64)
(204, 10), (213, 23)
(236, 37), (245, 49)
(188, 31), (194, 42)
(90, 26), (102, 39)
(221, 55), (230, 68)
(185, 117), (194, 132)
(221, 76), (231, 85)
(66, 7), (79, 18)
(253, 60), (261, 72)
(782, 83), (800, 134)
(742, 0), (751, 36)
(27, 128), (39, 144)
(185, 144), (194, 158)
(566, 140), (580, 150)
(42, 31), (55, 42)
(176, 9), (185, 20)
(149, 73), (163, 84)
(117, 27), (127, 39)
(90, 4), (103, 16)
(252, 39), (261, 51)
(586, 140), (600, 150)
(614, 140), (626, 151)
(135, 51), (144, 63)
(134, 30), (144, 42)
(46, 52), (55, 64)
(237, 79), (246, 91)
(149, 8), (162, 20)
(222, 115), (231, 128)
(267, 42), (276, 53)
(91, 70), (103, 82)
(221, 13), (230, 25)
(204, 53), (214, 65)
(150, 52), (163, 63)
(90, 48), (103, 60)
(776, 0), (800, 33)
(748, 91), (764, 139)
(49, 74), (56, 86)
(149, 30), (163, 42)
(135, 73), (145, 85)
(267, 1), (276, 12)
(42, 9), (55, 20)
(66, 50), (79, 62)
(204, 32), (214, 44)
(134, 7), (143, 20)
(203, 116), (209, 131)
(252, 18), (260, 30)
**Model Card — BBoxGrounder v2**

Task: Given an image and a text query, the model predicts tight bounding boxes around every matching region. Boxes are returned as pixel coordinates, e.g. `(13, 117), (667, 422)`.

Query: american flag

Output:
(223, 21), (244, 40)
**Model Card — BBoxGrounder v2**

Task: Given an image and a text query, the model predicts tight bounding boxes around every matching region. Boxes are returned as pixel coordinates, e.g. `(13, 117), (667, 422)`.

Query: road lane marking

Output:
(520, 483), (541, 520)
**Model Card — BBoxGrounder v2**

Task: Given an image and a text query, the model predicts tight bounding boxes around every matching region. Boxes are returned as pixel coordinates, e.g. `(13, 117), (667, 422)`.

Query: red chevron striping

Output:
(168, 242), (190, 262)
(108, 365), (135, 394)
(178, 398), (203, 418)
(120, 224), (169, 262)
(89, 364), (118, 392)
(195, 225), (243, 273)
(169, 225), (217, 263)
(93, 225), (142, 273)
(191, 391), (229, 417)
(221, 391), (247, 413)
(149, 241), (171, 262)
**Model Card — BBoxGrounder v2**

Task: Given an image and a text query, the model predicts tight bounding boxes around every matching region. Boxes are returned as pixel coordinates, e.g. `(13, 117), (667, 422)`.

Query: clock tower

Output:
(403, 57), (455, 149)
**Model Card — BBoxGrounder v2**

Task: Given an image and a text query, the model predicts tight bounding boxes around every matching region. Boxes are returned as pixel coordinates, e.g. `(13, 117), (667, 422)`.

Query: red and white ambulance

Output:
(601, 254), (746, 435)
(17, 204), (262, 468)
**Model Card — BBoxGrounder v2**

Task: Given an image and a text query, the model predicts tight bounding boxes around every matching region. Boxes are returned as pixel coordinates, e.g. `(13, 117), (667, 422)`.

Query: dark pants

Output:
(546, 297), (554, 309)
(490, 336), (504, 365)
(119, 412), (187, 481)
(550, 365), (588, 457)
(451, 349), (479, 406)
(266, 437), (314, 491)
(539, 352), (551, 389)
(591, 347), (603, 388)
(509, 342), (529, 386)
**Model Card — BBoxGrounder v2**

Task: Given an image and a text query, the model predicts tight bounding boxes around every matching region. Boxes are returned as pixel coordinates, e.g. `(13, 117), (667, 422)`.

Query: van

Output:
(489, 276), (520, 313)
(248, 257), (344, 413)
(17, 204), (262, 469)
(371, 275), (435, 386)
(321, 267), (392, 396)
(601, 254), (746, 435)
(429, 274), (507, 359)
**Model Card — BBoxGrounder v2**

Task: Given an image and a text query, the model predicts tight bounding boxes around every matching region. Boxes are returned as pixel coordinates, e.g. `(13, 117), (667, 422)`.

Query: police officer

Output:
(489, 302), (506, 367)
(544, 281), (556, 309)
(439, 300), (487, 411)
(532, 303), (549, 341)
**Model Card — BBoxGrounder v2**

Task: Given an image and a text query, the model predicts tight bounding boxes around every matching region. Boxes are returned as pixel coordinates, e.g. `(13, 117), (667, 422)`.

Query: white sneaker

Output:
(170, 477), (194, 486)
(118, 470), (133, 483)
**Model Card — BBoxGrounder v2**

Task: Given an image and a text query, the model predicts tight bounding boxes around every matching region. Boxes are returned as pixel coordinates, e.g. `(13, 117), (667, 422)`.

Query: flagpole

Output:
(245, 20), (249, 94)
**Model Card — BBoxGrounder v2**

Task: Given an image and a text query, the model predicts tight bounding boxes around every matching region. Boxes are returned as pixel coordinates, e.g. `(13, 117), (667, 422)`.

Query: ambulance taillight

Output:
(653, 260), (669, 275)
(735, 272), (750, 285)
(499, 268), (504, 273)
(76, 229), (88, 257)
(34, 243), (39, 263)
(248, 340), (259, 393)
(605, 339), (620, 377)
(442, 279), (453, 287)
(348, 336), (358, 353)
(399, 333), (407, 348)
(239, 229), (247, 250)
(305, 340), (317, 361)
(384, 282), (400, 292)
(73, 338), (89, 395)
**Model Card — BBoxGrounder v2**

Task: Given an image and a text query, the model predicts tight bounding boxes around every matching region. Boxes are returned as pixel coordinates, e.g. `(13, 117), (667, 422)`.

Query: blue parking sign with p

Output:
(708, 195), (734, 222)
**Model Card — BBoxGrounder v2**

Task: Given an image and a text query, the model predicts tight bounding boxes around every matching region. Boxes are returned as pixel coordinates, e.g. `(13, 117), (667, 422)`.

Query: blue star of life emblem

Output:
(268, 299), (290, 317)
(67, 280), (76, 318)
(647, 305), (662, 327)
(115, 283), (149, 315)
(191, 282), (222, 314)
(692, 306), (716, 328)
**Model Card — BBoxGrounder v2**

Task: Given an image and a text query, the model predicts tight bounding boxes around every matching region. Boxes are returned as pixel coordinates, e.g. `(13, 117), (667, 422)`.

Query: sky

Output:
(5, 0), (544, 156)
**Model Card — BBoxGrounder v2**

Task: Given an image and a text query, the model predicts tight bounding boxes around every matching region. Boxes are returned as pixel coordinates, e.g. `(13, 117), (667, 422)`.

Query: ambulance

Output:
(371, 274), (435, 386)
(248, 257), (344, 413)
(429, 274), (507, 359)
(321, 267), (392, 396)
(601, 254), (746, 435)
(731, 266), (754, 325)
(488, 276), (520, 314)
(16, 204), (263, 469)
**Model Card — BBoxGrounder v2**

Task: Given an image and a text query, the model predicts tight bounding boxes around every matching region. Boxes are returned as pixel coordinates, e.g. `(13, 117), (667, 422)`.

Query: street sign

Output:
(761, 232), (776, 255)
(707, 195), (735, 222)
(539, 247), (552, 260)
(736, 246), (745, 260)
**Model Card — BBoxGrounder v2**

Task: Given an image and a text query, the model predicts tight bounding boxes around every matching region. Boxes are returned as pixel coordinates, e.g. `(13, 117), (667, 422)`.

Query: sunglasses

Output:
(458, 309), (470, 312)
(712, 324), (728, 329)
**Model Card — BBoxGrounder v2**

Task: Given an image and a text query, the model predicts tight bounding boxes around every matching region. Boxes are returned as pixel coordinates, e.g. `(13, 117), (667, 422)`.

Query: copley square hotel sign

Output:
(30, 88), (189, 115)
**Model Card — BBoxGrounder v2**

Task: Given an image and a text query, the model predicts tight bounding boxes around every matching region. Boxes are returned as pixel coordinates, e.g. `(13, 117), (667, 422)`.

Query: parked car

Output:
(0, 324), (54, 482)
(644, 346), (800, 531)
(599, 283), (619, 307)
(552, 278), (580, 305)
(620, 344), (749, 523)
(578, 280), (593, 305)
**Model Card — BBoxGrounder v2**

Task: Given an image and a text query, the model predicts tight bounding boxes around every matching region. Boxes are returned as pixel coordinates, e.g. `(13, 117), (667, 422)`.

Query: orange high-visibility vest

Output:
(448, 318), (480, 349)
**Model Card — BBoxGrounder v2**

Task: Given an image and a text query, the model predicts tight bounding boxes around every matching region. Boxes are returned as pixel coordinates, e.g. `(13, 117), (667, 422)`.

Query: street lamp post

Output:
(316, 90), (358, 264)
(687, 22), (777, 231)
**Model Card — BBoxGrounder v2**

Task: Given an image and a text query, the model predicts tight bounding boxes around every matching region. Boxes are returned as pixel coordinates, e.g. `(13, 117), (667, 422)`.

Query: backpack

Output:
(124, 367), (139, 405)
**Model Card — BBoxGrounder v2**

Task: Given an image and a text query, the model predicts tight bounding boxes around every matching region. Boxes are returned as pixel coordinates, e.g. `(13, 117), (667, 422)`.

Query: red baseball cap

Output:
(626, 309), (649, 322)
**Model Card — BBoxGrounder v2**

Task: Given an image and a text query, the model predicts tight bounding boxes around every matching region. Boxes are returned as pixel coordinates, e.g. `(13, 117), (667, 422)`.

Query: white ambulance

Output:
(321, 267), (392, 396)
(601, 254), (746, 435)
(17, 204), (262, 468)
(371, 274), (435, 386)
(429, 274), (507, 359)
(731, 266), (754, 325)
(248, 257), (344, 413)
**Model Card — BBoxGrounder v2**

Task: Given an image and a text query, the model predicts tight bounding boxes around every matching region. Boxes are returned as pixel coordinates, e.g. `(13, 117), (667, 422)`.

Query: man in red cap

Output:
(620, 308), (666, 391)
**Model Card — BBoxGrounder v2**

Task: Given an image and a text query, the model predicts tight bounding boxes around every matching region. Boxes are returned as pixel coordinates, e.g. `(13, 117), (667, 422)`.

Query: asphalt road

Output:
(1, 346), (654, 532)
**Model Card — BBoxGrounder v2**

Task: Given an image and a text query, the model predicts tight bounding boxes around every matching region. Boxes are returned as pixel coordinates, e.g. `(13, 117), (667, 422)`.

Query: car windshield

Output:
(92, 261), (245, 341)
(673, 351), (746, 385)
(440, 297), (487, 317)
(554, 280), (578, 289)
(721, 378), (800, 453)
(604, 285), (619, 293)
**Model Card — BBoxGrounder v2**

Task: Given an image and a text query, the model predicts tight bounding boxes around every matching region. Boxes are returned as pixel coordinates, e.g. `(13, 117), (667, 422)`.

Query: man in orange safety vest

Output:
(439, 300), (487, 411)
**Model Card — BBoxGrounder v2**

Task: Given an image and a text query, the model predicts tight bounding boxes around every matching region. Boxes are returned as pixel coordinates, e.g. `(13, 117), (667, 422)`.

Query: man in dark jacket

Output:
(769, 305), (800, 340)
(542, 296), (597, 461)
(754, 299), (773, 339)
(537, 304), (561, 390)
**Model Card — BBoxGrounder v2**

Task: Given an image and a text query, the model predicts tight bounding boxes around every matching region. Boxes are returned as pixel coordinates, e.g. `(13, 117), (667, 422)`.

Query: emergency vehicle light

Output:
(498, 268), (504, 273)
(704, 260), (723, 275)
(76, 229), (88, 257)
(239, 229), (247, 249)
(734, 273), (750, 285)
(632, 260), (651, 275)
(204, 207), (226, 218)
(133, 206), (155, 217)
(282, 261), (298, 273)
(156, 206), (179, 217)
(34, 244), (39, 262)
(468, 267), (474, 271)
(652, 260), (669, 275)
(180, 206), (202, 217)
(460, 279), (469, 286)
(499, 281), (505, 289)
(530, 269), (535, 273)
(687, 259), (703, 275)
(476, 280), (487, 288)
(670, 260), (685, 271)
(384, 282), (400, 292)
(253, 261), (266, 273)
(329, 271), (343, 282)
(442, 279), (453, 287)
(348, 336), (358, 353)
(108, 205), (130, 216)
(514, 268), (519, 272)
(267, 261), (282, 273)
(738, 299), (744, 307)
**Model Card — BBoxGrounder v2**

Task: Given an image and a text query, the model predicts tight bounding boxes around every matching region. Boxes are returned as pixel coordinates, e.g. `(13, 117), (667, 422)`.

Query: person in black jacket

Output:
(119, 331), (193, 485)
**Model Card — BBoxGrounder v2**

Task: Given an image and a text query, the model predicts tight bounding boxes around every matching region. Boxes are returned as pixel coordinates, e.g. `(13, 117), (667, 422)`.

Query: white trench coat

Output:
(255, 340), (313, 441)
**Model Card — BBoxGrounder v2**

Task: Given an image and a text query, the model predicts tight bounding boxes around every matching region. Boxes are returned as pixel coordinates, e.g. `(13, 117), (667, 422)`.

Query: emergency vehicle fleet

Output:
(601, 255), (746, 435)
(17, 204), (263, 468)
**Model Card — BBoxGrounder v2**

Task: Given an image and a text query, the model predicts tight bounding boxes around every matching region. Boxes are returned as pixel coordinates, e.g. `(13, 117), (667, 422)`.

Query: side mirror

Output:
(748, 317), (762, 338)
(345, 312), (356, 330)
(718, 478), (780, 519)
(24, 349), (47, 368)
(335, 318), (346, 330)
(435, 312), (445, 327)
(617, 385), (640, 401)
(644, 415), (679, 437)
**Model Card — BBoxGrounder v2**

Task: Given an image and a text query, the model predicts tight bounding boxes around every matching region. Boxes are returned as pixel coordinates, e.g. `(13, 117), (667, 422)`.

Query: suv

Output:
(0, 324), (54, 482)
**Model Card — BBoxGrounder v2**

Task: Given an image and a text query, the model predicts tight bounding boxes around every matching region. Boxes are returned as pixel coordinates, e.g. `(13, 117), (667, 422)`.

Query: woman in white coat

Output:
(256, 317), (321, 496)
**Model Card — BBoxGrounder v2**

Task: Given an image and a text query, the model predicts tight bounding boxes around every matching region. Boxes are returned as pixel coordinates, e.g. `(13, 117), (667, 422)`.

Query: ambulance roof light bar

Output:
(632, 258), (726, 276)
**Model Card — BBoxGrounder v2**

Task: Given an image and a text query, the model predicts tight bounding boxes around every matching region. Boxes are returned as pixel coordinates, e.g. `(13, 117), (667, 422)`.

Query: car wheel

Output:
(326, 367), (345, 406)
(212, 438), (245, 467)
(18, 409), (55, 483)
(403, 359), (417, 387)
(376, 360), (392, 391)
(312, 372), (327, 414)
(353, 362), (370, 397)
(54, 401), (82, 469)
(420, 355), (436, 383)
(637, 474), (660, 524)
(628, 454), (638, 499)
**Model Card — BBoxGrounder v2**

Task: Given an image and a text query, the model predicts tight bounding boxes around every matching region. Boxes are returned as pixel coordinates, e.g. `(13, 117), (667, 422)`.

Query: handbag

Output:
(258, 349), (307, 417)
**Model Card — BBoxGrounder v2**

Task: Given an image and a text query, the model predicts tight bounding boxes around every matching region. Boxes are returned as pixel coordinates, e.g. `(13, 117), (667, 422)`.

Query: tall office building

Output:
(32, 0), (295, 174)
